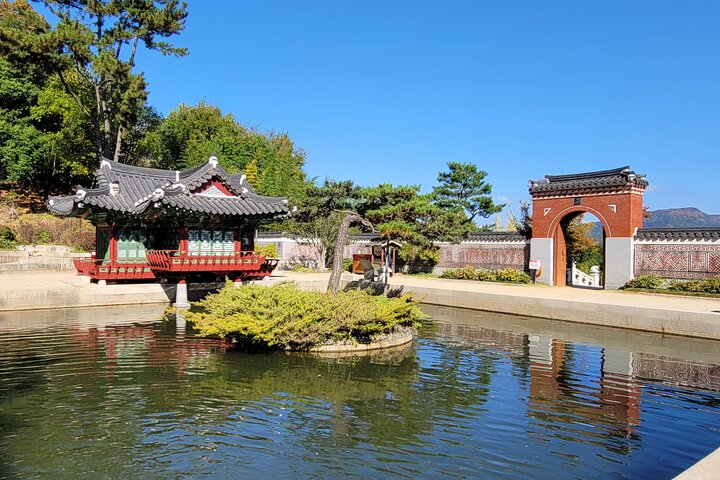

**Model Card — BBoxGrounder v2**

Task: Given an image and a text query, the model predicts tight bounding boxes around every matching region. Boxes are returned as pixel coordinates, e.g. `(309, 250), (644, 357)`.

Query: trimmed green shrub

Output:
(441, 265), (479, 280)
(440, 266), (530, 284)
(186, 282), (424, 350)
(342, 258), (353, 272)
(622, 275), (720, 295)
(256, 244), (278, 258)
(495, 268), (532, 284)
(621, 275), (667, 290)
(668, 278), (720, 294)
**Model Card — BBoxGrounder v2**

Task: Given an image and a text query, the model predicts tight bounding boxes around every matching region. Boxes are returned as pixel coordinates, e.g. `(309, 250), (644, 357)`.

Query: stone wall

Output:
(259, 232), (531, 273)
(256, 233), (323, 269)
(436, 233), (529, 273)
(633, 229), (720, 280)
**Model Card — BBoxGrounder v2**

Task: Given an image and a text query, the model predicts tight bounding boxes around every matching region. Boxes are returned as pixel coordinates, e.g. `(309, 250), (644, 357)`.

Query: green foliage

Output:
(290, 263), (316, 272)
(255, 243), (277, 258)
(495, 267), (533, 283)
(441, 266), (531, 284)
(397, 243), (440, 272)
(145, 102), (308, 201)
(0, 224), (15, 248)
(282, 180), (361, 268)
(11, 213), (94, 250)
(13, 0), (189, 161)
(667, 278), (720, 294)
(432, 162), (503, 224)
(509, 199), (532, 238)
(622, 275), (720, 296)
(186, 282), (424, 350)
(342, 258), (353, 272)
(621, 275), (667, 290)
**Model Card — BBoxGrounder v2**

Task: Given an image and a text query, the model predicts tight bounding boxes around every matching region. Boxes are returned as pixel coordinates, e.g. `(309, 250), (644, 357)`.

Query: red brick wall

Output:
(532, 190), (644, 238)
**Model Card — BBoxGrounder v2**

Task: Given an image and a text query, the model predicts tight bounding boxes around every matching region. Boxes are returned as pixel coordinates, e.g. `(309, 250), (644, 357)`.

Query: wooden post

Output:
(235, 227), (242, 254)
(179, 227), (189, 256)
(109, 224), (118, 264)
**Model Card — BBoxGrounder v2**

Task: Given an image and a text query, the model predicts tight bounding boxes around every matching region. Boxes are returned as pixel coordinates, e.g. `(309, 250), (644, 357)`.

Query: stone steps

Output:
(0, 246), (90, 274)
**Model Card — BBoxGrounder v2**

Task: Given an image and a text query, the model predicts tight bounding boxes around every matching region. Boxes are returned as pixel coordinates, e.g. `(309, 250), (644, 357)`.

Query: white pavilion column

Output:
(175, 278), (190, 308)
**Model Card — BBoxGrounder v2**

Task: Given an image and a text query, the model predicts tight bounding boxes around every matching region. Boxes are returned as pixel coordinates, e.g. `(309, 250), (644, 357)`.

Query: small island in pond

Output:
(185, 282), (424, 352)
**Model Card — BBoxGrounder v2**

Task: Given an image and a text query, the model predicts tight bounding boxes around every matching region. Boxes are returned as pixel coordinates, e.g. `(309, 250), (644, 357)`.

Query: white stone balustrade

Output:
(571, 262), (601, 287)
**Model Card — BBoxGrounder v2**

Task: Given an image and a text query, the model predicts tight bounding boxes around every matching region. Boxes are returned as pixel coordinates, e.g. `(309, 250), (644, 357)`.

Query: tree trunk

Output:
(327, 212), (373, 293)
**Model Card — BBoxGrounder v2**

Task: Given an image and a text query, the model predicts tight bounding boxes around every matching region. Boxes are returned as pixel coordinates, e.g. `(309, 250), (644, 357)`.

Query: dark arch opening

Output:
(552, 211), (605, 288)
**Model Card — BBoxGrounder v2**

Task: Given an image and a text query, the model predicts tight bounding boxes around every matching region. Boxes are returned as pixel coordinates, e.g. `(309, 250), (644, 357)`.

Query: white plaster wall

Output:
(530, 238), (554, 285)
(605, 237), (634, 289)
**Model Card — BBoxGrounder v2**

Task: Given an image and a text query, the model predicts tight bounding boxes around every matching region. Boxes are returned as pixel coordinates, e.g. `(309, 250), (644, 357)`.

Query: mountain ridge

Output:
(589, 207), (720, 240)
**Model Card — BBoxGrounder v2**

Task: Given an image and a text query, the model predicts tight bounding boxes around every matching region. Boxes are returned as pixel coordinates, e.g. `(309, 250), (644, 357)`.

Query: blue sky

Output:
(53, 1), (720, 214)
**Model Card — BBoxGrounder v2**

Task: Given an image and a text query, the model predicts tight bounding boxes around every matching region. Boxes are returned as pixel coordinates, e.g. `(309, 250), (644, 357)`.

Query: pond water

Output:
(1, 304), (719, 479)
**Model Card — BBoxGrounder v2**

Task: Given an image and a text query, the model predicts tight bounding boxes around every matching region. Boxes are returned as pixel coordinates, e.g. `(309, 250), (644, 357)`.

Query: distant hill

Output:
(589, 207), (720, 240)
(643, 207), (720, 228)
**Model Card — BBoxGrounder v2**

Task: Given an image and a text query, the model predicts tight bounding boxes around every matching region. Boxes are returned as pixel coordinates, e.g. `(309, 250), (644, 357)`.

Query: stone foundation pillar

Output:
(605, 237), (634, 289)
(175, 279), (190, 308)
(530, 238), (554, 285)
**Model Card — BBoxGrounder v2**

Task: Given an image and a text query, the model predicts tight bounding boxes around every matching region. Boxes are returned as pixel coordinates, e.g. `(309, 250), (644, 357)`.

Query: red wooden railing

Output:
(72, 251), (279, 281)
(145, 250), (266, 272)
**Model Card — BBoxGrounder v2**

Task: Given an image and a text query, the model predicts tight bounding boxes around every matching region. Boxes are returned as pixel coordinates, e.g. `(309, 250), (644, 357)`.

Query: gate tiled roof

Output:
(530, 166), (648, 195)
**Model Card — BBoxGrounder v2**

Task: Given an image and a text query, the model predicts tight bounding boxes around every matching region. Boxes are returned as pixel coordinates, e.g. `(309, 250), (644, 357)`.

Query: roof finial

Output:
(209, 155), (218, 168)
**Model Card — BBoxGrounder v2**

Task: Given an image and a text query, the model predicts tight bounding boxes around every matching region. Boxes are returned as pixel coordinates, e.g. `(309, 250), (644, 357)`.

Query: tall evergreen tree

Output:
(432, 162), (503, 224)
(1, 0), (188, 163)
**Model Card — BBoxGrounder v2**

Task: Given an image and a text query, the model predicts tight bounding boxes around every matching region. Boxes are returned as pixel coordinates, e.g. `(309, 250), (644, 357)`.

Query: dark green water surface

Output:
(1, 304), (719, 479)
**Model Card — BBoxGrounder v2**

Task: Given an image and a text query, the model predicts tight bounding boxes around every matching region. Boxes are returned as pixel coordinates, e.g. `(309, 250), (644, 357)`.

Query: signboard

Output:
(529, 259), (541, 270)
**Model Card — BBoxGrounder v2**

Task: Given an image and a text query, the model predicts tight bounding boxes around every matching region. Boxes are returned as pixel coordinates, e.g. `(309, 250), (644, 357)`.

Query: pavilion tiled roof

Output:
(529, 166), (648, 196)
(47, 157), (288, 219)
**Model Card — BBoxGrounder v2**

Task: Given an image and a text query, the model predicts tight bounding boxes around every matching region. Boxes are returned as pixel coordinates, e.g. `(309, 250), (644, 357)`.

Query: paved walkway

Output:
(276, 270), (720, 315)
(275, 271), (720, 339)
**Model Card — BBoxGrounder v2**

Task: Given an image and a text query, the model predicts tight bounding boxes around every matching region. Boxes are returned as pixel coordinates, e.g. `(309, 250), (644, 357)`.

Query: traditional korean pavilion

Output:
(47, 156), (289, 289)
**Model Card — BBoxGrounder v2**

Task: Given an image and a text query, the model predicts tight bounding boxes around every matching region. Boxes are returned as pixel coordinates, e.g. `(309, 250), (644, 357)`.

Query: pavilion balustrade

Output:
(71, 251), (279, 281)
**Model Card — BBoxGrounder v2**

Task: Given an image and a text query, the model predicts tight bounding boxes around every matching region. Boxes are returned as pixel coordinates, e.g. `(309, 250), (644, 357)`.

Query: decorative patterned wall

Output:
(634, 243), (720, 279)
(437, 241), (530, 271)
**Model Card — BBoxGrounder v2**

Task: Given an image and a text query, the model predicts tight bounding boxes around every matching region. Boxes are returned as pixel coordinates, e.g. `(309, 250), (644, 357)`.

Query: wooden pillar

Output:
(235, 227), (242, 254)
(246, 226), (255, 251)
(179, 226), (189, 255)
(109, 223), (118, 264)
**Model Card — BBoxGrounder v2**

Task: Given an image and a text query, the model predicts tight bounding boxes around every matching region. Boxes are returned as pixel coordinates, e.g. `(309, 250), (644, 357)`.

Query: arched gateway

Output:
(529, 167), (647, 289)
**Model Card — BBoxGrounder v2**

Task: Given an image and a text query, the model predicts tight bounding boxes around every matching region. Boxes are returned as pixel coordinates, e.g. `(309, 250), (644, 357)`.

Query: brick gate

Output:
(529, 167), (647, 289)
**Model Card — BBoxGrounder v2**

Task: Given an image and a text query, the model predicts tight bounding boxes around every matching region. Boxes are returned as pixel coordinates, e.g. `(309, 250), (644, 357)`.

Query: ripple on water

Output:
(1, 304), (720, 479)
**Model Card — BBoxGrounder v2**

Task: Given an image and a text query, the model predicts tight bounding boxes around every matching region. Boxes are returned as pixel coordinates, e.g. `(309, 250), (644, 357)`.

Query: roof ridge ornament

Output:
(152, 187), (165, 201)
(76, 189), (87, 201)
(100, 159), (112, 170)
(209, 156), (218, 168)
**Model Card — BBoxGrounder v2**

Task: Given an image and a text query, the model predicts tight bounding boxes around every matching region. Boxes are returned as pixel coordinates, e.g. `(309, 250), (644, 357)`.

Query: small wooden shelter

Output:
(47, 157), (288, 284)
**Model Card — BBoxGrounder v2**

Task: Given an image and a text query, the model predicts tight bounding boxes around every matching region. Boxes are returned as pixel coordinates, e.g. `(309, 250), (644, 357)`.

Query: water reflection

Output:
(0, 304), (719, 479)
